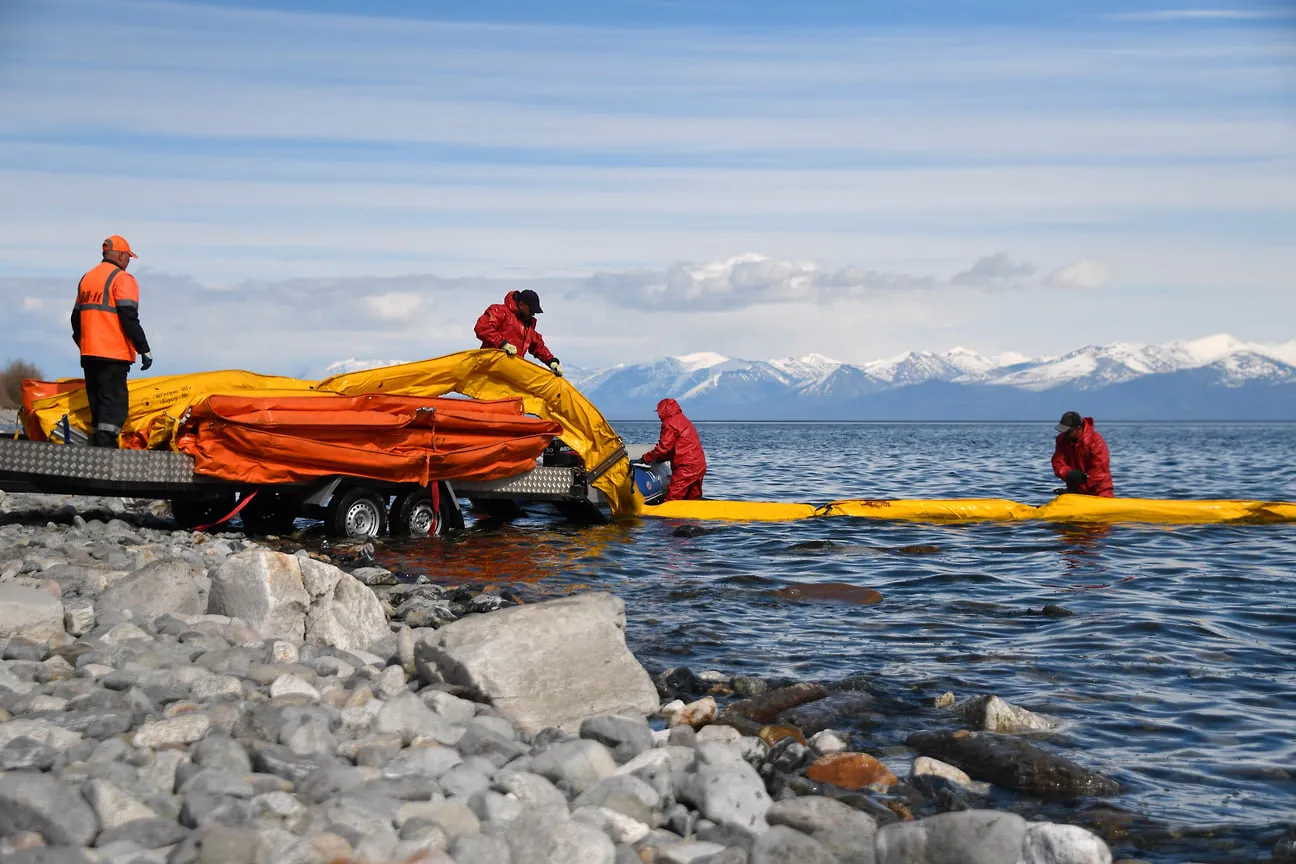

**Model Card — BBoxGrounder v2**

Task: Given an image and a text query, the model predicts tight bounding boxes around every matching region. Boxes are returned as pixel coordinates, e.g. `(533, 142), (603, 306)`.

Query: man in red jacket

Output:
(474, 289), (562, 376)
(640, 398), (707, 501)
(1052, 411), (1114, 497)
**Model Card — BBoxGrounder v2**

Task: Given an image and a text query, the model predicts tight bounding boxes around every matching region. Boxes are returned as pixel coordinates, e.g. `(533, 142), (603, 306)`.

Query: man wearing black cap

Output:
(474, 289), (562, 376)
(1051, 411), (1114, 497)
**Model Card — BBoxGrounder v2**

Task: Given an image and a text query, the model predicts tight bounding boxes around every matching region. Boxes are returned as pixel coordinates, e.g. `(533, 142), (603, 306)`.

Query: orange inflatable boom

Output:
(174, 393), (562, 487)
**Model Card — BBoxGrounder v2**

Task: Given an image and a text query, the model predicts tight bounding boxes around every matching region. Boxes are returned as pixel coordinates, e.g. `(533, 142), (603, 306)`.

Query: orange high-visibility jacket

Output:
(72, 261), (146, 362)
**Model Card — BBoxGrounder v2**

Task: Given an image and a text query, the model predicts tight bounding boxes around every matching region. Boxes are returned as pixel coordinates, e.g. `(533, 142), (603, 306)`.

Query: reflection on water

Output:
(382, 422), (1296, 864)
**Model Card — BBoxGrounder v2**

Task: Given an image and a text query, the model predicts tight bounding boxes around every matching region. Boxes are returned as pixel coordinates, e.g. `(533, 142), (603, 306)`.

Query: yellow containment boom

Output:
(27, 371), (320, 449)
(27, 350), (638, 516)
(321, 351), (635, 516)
(643, 495), (1296, 525)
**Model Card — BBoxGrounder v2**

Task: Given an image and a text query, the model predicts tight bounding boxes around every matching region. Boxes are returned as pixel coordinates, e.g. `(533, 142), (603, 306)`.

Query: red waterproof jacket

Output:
(1052, 417), (1114, 497)
(643, 398), (707, 479)
(474, 292), (555, 365)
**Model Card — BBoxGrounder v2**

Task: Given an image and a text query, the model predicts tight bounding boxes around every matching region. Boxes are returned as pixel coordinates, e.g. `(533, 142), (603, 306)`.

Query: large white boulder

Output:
(415, 592), (658, 735)
(208, 550), (387, 650)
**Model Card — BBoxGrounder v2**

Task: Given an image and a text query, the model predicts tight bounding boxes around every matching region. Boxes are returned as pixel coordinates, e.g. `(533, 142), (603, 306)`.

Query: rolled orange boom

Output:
(175, 393), (561, 487)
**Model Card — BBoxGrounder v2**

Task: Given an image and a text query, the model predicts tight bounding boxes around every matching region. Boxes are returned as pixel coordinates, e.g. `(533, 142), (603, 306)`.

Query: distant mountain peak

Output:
(672, 351), (730, 372)
(324, 358), (407, 375)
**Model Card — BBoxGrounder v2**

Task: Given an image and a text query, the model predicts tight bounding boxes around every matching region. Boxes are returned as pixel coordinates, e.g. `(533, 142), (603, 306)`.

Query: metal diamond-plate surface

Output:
(453, 466), (581, 499)
(0, 439), (201, 496)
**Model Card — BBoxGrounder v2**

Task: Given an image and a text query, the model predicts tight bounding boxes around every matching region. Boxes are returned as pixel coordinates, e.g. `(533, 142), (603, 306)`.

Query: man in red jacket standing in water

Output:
(1052, 410), (1114, 497)
(474, 289), (562, 377)
(640, 398), (707, 501)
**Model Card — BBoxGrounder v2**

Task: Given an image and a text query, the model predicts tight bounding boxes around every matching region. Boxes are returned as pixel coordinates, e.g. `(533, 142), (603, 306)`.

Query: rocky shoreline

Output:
(0, 490), (1222, 864)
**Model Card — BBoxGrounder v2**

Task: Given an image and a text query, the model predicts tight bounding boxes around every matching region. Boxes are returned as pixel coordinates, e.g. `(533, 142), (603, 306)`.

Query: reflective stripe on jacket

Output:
(73, 261), (141, 362)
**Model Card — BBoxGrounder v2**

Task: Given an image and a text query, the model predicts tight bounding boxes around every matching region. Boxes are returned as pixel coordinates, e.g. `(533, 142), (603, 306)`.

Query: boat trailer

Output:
(0, 437), (647, 539)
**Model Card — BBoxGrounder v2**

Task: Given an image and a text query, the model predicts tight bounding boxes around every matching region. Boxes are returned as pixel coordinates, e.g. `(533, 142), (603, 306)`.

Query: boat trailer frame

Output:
(0, 437), (620, 538)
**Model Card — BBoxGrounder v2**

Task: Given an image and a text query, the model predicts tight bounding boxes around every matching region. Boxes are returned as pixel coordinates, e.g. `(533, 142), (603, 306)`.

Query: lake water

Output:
(382, 421), (1296, 863)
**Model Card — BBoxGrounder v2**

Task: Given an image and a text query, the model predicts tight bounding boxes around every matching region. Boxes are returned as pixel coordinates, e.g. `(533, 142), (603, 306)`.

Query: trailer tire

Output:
(170, 492), (236, 530)
(240, 491), (299, 537)
(392, 490), (437, 538)
(328, 487), (388, 539)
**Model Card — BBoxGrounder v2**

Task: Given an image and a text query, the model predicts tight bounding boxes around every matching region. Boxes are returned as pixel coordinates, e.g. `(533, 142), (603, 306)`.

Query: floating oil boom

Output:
(5, 350), (1294, 533)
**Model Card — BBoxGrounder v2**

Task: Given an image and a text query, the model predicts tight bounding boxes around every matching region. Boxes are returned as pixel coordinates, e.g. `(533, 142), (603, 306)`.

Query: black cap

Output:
(515, 289), (543, 314)
(1055, 411), (1082, 433)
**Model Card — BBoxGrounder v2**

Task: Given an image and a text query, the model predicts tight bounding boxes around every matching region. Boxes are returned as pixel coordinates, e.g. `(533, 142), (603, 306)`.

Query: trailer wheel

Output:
(240, 491), (299, 537)
(171, 492), (236, 530)
(328, 487), (388, 539)
(392, 490), (437, 538)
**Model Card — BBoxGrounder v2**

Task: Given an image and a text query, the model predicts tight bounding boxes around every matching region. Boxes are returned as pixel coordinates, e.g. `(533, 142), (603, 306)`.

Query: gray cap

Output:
(1055, 410), (1082, 433)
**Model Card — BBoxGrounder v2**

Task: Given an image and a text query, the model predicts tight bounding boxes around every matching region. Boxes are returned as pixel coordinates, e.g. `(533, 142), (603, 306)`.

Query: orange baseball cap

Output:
(103, 235), (139, 258)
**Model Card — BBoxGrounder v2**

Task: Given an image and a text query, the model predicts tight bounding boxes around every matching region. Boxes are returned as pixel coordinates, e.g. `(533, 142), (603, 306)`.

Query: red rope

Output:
(194, 490), (258, 533)
(430, 482), (441, 536)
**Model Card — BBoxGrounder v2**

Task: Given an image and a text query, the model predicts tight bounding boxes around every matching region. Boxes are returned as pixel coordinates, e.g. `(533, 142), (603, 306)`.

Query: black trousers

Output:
(81, 357), (131, 448)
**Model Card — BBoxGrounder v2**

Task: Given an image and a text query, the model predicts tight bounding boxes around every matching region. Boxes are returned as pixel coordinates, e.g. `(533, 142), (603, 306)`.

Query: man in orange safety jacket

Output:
(71, 235), (153, 447)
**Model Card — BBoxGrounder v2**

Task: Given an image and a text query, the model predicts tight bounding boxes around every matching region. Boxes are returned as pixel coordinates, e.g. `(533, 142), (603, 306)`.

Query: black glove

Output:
(1065, 469), (1087, 486)
(140, 353), (153, 371)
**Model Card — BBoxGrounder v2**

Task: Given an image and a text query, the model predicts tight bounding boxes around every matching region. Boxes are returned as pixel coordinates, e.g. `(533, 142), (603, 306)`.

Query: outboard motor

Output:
(631, 460), (672, 506)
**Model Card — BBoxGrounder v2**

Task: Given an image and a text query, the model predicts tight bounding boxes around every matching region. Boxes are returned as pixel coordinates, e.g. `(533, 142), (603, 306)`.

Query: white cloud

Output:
(364, 292), (423, 321)
(580, 253), (938, 311)
(1048, 259), (1116, 290)
(951, 253), (1036, 288)
(22, 297), (44, 312)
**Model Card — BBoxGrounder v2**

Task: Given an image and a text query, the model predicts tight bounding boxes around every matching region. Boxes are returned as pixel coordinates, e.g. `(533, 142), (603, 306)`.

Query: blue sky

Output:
(1, 0), (1293, 378)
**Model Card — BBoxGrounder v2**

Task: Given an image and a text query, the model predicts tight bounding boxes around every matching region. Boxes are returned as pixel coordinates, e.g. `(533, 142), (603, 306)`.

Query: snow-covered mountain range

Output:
(568, 334), (1296, 420)
(328, 334), (1296, 420)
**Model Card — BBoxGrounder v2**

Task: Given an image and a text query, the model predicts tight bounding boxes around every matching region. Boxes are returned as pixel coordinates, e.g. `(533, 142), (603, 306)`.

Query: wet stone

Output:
(674, 696), (718, 730)
(906, 730), (1120, 799)
(805, 753), (898, 790)
(777, 691), (876, 736)
(655, 666), (701, 700)
(766, 738), (811, 773)
(732, 676), (769, 697)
